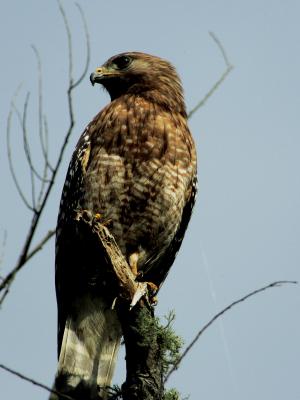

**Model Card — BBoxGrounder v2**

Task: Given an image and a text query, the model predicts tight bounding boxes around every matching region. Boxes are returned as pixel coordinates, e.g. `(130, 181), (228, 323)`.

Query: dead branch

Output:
(74, 210), (145, 305)
(164, 280), (298, 383)
(72, 210), (165, 400)
(188, 32), (234, 119)
(51, 209), (164, 399)
(25, 230), (55, 264)
(0, 2), (90, 306)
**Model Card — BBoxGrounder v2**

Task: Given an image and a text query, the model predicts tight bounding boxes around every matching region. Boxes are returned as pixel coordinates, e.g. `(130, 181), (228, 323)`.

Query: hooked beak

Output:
(89, 72), (97, 86)
(90, 67), (110, 86)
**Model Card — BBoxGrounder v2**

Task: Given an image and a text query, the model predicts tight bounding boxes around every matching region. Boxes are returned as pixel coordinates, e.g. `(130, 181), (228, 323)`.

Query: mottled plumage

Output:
(53, 52), (197, 399)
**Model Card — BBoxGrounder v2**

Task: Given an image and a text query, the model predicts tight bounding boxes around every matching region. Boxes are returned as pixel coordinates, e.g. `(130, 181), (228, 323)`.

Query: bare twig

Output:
(0, 363), (75, 400)
(58, 1), (73, 87)
(55, 0), (86, 170)
(164, 280), (298, 382)
(8, 92), (50, 214)
(0, 287), (10, 306)
(25, 230), (55, 264)
(37, 115), (51, 207)
(31, 45), (52, 171)
(37, 126), (49, 207)
(209, 31), (231, 67)
(72, 3), (91, 88)
(21, 92), (36, 210)
(32, 45), (45, 157)
(1, 2), (90, 305)
(31, 45), (54, 207)
(6, 91), (34, 212)
(188, 32), (234, 119)
(15, 92), (50, 185)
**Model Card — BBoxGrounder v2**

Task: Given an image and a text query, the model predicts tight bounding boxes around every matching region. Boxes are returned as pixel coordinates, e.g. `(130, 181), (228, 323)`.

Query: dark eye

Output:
(113, 55), (132, 70)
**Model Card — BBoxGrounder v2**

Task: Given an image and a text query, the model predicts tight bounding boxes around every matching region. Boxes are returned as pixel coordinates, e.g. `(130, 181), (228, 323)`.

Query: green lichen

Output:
(162, 387), (181, 400)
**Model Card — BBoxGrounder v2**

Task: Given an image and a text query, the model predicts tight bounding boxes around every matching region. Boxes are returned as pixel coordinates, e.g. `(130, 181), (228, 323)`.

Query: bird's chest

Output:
(83, 113), (187, 208)
(81, 157), (185, 260)
(58, 97), (196, 270)
(67, 99), (192, 253)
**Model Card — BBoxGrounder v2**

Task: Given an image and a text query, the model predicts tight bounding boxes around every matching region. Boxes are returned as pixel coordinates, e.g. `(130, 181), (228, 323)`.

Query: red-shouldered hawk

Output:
(53, 52), (197, 399)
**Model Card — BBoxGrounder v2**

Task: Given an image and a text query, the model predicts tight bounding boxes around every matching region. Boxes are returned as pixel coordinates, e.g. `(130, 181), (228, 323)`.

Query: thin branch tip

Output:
(164, 279), (297, 383)
(209, 31), (233, 68)
(1, 2), (90, 305)
(187, 32), (233, 119)
(0, 363), (75, 400)
(273, 280), (298, 287)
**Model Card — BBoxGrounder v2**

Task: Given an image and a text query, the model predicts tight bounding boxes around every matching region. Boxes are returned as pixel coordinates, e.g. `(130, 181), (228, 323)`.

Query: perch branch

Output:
(75, 210), (146, 305)
(72, 211), (165, 400)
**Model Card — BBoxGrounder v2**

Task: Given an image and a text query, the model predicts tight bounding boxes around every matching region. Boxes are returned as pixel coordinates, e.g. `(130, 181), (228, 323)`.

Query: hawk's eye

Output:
(113, 56), (132, 70)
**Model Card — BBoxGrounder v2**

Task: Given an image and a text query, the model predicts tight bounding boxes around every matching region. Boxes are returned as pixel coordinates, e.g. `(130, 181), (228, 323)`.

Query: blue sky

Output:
(0, 1), (299, 399)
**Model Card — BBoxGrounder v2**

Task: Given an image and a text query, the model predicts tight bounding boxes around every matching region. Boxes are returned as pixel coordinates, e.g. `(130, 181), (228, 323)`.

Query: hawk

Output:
(53, 52), (197, 399)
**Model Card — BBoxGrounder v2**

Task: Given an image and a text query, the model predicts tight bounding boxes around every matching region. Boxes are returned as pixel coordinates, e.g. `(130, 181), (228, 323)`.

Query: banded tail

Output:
(50, 294), (122, 400)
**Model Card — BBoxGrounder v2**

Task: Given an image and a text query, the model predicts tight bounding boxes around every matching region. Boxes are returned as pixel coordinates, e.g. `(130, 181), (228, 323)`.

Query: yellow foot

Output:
(94, 213), (112, 227)
(150, 296), (158, 306)
(128, 252), (159, 306)
(146, 281), (158, 293)
(146, 281), (158, 305)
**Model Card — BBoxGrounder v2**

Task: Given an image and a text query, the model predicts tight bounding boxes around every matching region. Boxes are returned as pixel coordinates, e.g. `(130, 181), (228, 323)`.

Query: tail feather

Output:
(51, 294), (122, 399)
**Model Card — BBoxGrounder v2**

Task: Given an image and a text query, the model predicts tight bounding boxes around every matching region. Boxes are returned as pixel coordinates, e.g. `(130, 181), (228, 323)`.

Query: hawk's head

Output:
(90, 52), (186, 115)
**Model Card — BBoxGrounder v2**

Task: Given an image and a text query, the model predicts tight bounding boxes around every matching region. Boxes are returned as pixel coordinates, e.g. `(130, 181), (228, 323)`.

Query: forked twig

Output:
(188, 32), (234, 119)
(6, 89), (34, 212)
(13, 92), (50, 186)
